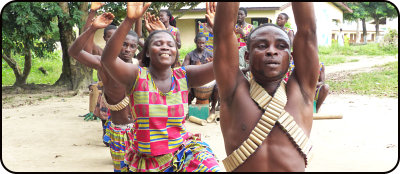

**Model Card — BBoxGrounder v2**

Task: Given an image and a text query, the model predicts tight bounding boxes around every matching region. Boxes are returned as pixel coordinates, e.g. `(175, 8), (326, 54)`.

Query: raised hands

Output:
(127, 2), (151, 21)
(92, 12), (115, 29)
(144, 12), (166, 33)
(90, 2), (105, 11)
(205, 2), (217, 29)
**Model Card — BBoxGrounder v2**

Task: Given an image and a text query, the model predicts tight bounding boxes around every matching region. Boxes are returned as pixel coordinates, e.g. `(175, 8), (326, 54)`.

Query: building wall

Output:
(176, 19), (196, 50)
(176, 11), (274, 49)
(280, 2), (344, 46)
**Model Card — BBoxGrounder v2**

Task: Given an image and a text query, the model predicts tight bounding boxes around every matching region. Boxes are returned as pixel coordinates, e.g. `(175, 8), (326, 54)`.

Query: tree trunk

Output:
(362, 18), (367, 44)
(355, 19), (360, 43)
(79, 2), (89, 35)
(374, 17), (380, 43)
(2, 43), (32, 86)
(55, 2), (93, 90)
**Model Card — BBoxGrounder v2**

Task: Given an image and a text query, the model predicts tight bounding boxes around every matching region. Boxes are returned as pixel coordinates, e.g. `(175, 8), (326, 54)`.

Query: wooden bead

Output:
(243, 141), (256, 154)
(270, 100), (284, 111)
(291, 127), (302, 141)
(261, 114), (275, 125)
(230, 152), (240, 169)
(268, 103), (282, 113)
(259, 119), (273, 130)
(264, 111), (278, 121)
(285, 120), (297, 133)
(258, 95), (272, 108)
(298, 136), (308, 149)
(267, 108), (281, 118)
(254, 125), (268, 138)
(278, 112), (290, 124)
(246, 139), (258, 150)
(223, 157), (233, 172)
(251, 129), (265, 141)
(256, 124), (271, 134)
(239, 145), (251, 158)
(236, 148), (247, 161)
(249, 134), (262, 146)
(232, 150), (243, 165)
(294, 132), (306, 144)
(281, 115), (294, 128)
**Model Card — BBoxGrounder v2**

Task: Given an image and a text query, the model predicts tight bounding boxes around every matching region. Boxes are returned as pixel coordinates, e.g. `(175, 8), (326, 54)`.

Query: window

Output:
(251, 18), (271, 28)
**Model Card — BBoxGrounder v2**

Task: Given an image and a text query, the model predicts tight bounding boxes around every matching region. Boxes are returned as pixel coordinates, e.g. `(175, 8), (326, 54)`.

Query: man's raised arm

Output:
(213, 2), (240, 100)
(292, 2), (319, 99)
(101, 2), (150, 91)
(68, 12), (114, 70)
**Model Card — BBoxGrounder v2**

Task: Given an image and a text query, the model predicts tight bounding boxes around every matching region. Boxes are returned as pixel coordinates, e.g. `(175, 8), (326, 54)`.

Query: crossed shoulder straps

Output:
(222, 78), (313, 172)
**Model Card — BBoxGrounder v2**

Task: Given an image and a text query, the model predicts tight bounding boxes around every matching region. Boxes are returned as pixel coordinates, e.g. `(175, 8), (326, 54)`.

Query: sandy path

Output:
(2, 55), (398, 172)
(325, 55), (398, 75)
(2, 93), (397, 172)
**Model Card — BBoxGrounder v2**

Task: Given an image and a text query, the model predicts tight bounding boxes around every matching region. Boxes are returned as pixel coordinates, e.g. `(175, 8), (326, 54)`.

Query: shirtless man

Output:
(68, 12), (139, 172)
(213, 2), (319, 172)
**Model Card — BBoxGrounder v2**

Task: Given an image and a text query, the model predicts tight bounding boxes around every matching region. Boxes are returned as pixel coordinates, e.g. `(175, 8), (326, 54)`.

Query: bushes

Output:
(2, 50), (63, 86)
(380, 28), (398, 53)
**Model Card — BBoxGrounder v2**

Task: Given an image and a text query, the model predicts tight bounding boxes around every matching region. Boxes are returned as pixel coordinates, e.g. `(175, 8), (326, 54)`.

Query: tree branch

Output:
(2, 51), (22, 78)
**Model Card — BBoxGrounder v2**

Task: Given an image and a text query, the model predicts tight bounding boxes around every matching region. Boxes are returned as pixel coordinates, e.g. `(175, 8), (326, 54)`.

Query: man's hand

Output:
(127, 2), (151, 21)
(205, 2), (216, 29)
(145, 12), (166, 33)
(206, 57), (213, 62)
(90, 2), (104, 11)
(92, 12), (115, 29)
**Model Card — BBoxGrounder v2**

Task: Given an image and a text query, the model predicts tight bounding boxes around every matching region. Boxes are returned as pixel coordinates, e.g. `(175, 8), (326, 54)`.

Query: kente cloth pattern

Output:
(127, 66), (189, 157)
(168, 26), (179, 40)
(235, 23), (253, 49)
(198, 23), (214, 52)
(283, 59), (295, 83)
(103, 117), (133, 172)
(124, 134), (221, 172)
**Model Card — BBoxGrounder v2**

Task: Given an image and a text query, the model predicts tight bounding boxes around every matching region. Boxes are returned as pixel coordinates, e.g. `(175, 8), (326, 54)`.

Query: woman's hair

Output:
(160, 9), (176, 27)
(194, 33), (206, 43)
(141, 30), (179, 67)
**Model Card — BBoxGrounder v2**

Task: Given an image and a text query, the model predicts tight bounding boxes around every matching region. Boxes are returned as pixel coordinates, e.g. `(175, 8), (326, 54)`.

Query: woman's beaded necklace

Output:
(148, 69), (175, 96)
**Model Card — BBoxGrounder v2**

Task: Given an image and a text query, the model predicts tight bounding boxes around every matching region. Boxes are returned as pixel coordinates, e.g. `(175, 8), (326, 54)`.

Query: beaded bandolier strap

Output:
(222, 78), (313, 172)
(102, 93), (130, 111)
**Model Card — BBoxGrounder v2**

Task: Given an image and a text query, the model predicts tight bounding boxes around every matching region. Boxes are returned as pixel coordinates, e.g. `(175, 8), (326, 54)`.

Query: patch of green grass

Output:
(178, 44), (196, 63)
(327, 61), (398, 97)
(317, 43), (397, 66)
(319, 55), (346, 66)
(319, 43), (398, 57)
(2, 50), (63, 86)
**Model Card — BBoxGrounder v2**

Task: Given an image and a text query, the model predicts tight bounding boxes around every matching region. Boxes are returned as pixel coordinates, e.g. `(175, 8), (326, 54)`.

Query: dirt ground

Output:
(2, 56), (398, 172)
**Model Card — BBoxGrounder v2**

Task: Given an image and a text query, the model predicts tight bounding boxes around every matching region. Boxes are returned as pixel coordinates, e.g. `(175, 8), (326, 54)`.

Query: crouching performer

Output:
(101, 2), (221, 172)
(213, 2), (319, 172)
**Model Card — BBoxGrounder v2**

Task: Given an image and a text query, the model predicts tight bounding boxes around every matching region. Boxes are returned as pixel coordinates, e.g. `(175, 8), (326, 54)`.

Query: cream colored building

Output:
(85, 2), (352, 50)
(174, 2), (352, 47)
